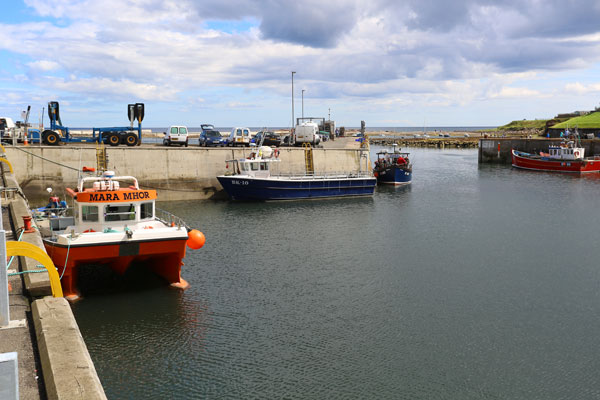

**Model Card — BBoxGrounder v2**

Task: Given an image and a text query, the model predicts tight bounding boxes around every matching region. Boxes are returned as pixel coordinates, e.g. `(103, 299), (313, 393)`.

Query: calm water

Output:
(72, 147), (600, 399)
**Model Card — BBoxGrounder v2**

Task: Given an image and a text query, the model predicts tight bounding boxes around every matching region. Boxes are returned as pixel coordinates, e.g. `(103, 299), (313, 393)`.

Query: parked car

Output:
(252, 131), (281, 146)
(318, 131), (330, 142)
(280, 133), (292, 146)
(163, 125), (189, 147)
(199, 129), (224, 146)
(226, 127), (250, 147)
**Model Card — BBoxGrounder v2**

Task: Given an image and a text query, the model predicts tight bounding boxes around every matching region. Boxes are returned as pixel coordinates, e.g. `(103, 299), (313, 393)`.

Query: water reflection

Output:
(73, 147), (600, 399)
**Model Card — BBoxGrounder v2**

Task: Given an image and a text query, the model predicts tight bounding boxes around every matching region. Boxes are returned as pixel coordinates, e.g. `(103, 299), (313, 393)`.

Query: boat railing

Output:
(155, 207), (190, 231)
(271, 171), (373, 179)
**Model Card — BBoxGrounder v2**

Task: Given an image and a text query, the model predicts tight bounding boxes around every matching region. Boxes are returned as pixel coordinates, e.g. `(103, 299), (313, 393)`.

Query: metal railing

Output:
(155, 208), (190, 231)
(271, 171), (373, 179)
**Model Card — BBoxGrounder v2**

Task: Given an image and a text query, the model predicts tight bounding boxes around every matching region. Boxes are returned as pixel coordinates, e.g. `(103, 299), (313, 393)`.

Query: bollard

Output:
(22, 216), (35, 233)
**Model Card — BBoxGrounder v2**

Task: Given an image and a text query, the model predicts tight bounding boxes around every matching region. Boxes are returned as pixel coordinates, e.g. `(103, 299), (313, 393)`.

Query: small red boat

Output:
(511, 141), (600, 173)
(35, 170), (205, 301)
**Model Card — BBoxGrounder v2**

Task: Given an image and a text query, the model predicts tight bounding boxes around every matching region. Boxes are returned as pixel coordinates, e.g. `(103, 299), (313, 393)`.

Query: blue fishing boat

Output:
(217, 146), (376, 201)
(373, 145), (412, 185)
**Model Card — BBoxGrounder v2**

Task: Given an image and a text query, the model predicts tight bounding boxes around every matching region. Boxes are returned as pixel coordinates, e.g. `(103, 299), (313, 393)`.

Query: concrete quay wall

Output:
(479, 138), (600, 164)
(7, 146), (368, 202)
(0, 154), (106, 399)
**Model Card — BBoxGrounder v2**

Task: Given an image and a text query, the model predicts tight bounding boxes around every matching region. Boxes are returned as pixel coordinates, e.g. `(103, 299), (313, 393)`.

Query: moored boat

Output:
(511, 141), (600, 173)
(35, 170), (205, 301)
(217, 146), (376, 201)
(373, 145), (412, 185)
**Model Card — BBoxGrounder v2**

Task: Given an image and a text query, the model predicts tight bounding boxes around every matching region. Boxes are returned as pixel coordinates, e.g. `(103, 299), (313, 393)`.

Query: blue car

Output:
(199, 129), (224, 146)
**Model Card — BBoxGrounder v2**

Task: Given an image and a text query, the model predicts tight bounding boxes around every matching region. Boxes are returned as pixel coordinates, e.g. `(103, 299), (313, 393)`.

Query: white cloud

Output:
(27, 60), (60, 72)
(564, 82), (600, 95)
(492, 86), (542, 99)
(1, 0), (600, 125)
(43, 76), (178, 100)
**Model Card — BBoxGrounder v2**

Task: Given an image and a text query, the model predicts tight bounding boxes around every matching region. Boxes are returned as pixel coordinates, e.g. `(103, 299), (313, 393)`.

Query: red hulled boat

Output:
(35, 170), (205, 301)
(511, 141), (600, 173)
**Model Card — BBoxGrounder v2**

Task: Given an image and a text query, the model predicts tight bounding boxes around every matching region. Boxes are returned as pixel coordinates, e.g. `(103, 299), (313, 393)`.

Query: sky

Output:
(1, 0), (600, 128)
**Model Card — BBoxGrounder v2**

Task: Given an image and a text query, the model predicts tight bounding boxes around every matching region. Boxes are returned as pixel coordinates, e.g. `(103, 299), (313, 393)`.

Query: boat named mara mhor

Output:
(36, 170), (205, 301)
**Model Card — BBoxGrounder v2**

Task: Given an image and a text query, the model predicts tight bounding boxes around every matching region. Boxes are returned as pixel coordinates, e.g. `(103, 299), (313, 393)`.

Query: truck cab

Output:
(227, 127), (250, 147)
(0, 117), (16, 141)
(163, 125), (189, 147)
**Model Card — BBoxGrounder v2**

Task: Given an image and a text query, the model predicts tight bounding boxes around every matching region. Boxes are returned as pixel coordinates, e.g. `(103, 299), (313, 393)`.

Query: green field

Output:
(551, 112), (600, 129)
(496, 119), (548, 131)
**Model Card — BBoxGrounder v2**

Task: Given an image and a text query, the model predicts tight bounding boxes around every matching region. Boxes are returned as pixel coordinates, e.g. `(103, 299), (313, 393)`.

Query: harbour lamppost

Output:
(302, 89), (305, 119)
(291, 71), (296, 129)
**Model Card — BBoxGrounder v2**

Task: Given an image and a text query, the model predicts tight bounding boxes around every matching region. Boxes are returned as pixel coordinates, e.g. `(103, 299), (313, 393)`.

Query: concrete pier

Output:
(0, 152), (106, 399)
(479, 138), (600, 164)
(6, 145), (369, 202)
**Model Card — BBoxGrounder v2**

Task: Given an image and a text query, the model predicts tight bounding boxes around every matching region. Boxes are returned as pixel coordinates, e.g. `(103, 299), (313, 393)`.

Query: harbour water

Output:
(72, 147), (600, 399)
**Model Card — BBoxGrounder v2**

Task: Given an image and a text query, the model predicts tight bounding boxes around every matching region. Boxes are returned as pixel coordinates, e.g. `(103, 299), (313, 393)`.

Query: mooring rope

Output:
(11, 146), (80, 171)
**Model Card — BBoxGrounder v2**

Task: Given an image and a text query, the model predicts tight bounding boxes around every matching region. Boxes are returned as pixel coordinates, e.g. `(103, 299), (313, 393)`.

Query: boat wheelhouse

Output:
(37, 170), (204, 301)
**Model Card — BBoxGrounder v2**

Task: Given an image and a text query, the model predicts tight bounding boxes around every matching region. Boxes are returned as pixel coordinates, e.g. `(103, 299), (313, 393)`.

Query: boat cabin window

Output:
(140, 202), (153, 220)
(260, 162), (268, 171)
(241, 163), (249, 172)
(250, 162), (259, 171)
(104, 204), (136, 222)
(81, 205), (99, 222)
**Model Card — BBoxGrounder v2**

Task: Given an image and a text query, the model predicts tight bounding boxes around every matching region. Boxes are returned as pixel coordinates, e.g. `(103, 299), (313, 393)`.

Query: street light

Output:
(302, 89), (305, 119)
(291, 71), (296, 129)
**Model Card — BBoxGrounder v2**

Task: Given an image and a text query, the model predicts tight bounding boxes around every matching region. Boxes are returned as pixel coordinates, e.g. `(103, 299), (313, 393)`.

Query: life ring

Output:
(575, 151), (580, 157)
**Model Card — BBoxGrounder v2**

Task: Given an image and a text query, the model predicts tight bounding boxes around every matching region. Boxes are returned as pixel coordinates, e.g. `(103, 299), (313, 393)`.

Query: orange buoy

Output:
(186, 229), (205, 249)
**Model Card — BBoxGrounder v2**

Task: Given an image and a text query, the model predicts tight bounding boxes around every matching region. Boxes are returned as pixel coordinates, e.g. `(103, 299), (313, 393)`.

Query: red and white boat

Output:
(511, 141), (600, 173)
(36, 170), (205, 301)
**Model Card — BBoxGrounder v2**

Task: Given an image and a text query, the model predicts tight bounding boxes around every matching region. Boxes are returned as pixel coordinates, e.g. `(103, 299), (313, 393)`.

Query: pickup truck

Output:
(163, 125), (189, 147)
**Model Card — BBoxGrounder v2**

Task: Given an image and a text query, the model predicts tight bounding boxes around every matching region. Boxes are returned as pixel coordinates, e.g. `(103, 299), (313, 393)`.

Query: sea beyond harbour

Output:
(72, 146), (600, 399)
(142, 126), (494, 133)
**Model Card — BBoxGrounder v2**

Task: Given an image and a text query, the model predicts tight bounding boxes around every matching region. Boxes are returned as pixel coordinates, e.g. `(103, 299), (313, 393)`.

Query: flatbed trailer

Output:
(29, 102), (145, 146)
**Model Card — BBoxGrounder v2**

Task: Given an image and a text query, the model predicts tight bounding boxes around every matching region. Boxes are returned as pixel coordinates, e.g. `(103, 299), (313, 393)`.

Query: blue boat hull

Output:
(375, 166), (412, 185)
(217, 176), (377, 201)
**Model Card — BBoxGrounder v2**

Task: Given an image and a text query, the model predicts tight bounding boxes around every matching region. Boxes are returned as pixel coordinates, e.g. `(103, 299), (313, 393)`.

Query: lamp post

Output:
(291, 71), (296, 129)
(302, 89), (305, 119)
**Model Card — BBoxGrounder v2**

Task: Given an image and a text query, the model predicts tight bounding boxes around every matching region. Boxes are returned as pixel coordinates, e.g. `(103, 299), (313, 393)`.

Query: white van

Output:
(227, 127), (250, 147)
(163, 125), (189, 147)
(294, 121), (321, 146)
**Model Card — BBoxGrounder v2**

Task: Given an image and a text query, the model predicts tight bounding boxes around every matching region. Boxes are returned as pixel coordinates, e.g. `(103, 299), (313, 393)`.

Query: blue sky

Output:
(1, 0), (600, 127)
